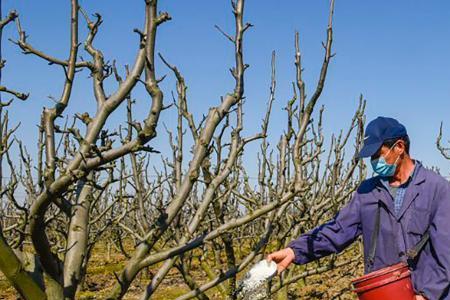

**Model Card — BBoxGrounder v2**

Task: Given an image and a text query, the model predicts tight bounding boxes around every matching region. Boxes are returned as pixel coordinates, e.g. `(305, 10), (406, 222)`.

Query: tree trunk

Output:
(63, 177), (92, 299)
(0, 229), (47, 299)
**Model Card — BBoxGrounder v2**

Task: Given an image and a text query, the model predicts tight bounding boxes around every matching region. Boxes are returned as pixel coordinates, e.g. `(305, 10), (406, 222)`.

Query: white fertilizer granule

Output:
(236, 260), (277, 300)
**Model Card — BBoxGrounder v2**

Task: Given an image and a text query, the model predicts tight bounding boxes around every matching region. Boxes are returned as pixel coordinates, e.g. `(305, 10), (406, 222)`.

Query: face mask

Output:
(370, 144), (400, 177)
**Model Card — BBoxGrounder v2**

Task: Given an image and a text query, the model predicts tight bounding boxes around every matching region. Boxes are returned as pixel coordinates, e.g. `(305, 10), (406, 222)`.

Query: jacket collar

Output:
(396, 161), (426, 219)
(410, 161), (426, 186)
(372, 161), (426, 219)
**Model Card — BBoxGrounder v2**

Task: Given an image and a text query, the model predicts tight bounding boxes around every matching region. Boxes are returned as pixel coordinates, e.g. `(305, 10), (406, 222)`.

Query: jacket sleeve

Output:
(417, 180), (450, 299)
(287, 192), (362, 265)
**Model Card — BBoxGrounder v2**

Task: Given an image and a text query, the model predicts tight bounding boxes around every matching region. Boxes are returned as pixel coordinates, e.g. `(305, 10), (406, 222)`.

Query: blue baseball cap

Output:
(359, 117), (408, 158)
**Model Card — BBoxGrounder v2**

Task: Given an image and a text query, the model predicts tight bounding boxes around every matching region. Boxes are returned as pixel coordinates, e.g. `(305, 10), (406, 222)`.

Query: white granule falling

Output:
(237, 260), (277, 300)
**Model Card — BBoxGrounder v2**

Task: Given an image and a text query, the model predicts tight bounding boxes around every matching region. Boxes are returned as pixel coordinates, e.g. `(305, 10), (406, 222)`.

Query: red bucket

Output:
(351, 262), (415, 300)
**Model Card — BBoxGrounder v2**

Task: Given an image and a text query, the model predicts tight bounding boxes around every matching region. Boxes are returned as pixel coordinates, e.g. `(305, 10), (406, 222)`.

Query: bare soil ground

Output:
(0, 243), (362, 299)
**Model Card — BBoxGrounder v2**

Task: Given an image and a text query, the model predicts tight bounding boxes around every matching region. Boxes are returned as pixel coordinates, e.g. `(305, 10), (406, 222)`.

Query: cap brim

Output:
(358, 142), (382, 158)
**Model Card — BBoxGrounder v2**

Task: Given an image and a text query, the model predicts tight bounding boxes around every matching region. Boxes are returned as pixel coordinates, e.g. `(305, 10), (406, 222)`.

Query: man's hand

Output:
(415, 295), (427, 300)
(267, 247), (296, 274)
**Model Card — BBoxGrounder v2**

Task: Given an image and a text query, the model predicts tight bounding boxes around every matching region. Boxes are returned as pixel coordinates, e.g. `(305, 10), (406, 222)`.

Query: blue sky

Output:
(1, 0), (450, 178)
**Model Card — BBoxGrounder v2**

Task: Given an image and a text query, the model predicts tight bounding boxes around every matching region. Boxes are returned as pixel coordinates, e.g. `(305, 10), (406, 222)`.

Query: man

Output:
(268, 117), (450, 300)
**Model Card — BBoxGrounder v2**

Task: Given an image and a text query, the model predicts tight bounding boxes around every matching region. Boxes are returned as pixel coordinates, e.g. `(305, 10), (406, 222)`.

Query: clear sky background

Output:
(1, 0), (450, 179)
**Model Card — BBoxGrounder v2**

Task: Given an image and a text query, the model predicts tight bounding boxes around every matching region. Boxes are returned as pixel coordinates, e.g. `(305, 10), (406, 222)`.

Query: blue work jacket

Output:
(288, 162), (450, 299)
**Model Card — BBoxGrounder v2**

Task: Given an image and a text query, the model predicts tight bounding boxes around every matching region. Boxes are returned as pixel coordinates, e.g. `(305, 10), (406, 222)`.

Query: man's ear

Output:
(395, 140), (405, 155)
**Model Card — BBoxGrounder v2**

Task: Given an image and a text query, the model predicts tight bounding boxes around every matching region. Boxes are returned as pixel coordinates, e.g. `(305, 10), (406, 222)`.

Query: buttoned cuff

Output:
(416, 290), (429, 300)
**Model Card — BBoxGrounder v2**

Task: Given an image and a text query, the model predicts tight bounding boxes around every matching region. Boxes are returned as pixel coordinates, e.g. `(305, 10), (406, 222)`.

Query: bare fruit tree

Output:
(0, 0), (366, 299)
(438, 123), (450, 161)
